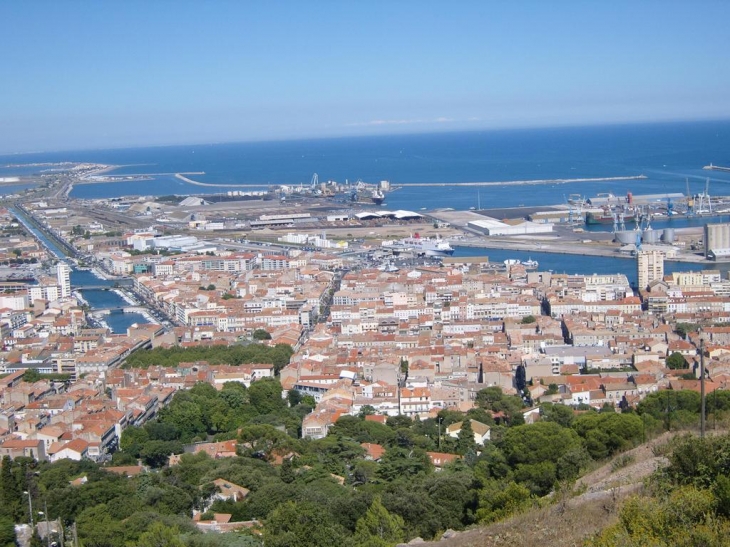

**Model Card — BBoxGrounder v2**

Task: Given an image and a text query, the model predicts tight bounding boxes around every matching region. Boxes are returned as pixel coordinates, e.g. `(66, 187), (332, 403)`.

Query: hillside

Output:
(413, 432), (680, 547)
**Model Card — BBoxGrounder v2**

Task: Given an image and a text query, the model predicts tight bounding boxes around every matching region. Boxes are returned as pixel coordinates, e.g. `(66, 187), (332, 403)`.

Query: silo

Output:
(614, 230), (637, 245)
(662, 228), (676, 243)
(643, 229), (660, 244)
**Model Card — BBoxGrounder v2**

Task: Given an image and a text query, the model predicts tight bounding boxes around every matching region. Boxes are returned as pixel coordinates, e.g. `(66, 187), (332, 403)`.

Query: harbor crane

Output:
(565, 194), (586, 225)
(696, 178), (712, 215)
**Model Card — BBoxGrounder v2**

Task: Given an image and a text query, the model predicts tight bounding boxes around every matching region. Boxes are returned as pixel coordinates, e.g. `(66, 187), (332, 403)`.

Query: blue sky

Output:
(1, 1), (729, 153)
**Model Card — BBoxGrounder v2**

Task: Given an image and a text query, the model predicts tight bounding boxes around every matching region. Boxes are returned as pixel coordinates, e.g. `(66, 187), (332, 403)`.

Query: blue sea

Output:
(4, 121), (730, 291)
(1, 120), (730, 211)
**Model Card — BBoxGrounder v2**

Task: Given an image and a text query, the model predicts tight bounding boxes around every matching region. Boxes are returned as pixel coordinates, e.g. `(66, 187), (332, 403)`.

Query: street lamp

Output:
(23, 491), (33, 528)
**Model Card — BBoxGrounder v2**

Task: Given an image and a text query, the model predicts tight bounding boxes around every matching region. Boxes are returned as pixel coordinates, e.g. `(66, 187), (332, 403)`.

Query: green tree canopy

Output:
(353, 496), (405, 547)
(666, 351), (688, 370)
(264, 501), (353, 547)
(253, 329), (272, 340)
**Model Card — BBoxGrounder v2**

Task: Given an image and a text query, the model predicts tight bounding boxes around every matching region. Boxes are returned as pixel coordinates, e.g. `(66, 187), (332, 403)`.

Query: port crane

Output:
(310, 173), (321, 195)
(696, 178), (712, 215)
(565, 194), (586, 225)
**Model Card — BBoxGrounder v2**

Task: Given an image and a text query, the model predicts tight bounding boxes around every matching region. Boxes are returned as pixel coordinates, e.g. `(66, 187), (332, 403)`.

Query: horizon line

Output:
(2, 115), (730, 158)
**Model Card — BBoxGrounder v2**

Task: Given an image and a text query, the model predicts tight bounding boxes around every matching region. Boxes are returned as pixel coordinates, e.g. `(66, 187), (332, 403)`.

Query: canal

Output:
(11, 207), (150, 333)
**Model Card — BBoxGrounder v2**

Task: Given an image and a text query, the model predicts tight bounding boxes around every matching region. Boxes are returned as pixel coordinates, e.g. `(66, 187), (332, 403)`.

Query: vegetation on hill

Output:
(587, 432), (730, 546)
(122, 343), (294, 373)
(9, 372), (730, 546)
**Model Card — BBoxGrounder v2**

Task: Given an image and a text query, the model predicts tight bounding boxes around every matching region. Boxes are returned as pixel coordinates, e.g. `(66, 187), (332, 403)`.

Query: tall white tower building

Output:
(637, 250), (665, 291)
(56, 262), (71, 298)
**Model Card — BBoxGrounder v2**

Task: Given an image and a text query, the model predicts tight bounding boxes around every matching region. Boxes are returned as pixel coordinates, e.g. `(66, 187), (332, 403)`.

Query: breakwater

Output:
(174, 174), (647, 189)
(398, 175), (648, 187)
(175, 173), (262, 188)
(704, 164), (730, 173)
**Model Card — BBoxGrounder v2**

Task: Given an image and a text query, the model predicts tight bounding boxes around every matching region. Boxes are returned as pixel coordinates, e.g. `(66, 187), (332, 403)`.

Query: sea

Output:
(0, 120), (728, 207)
(4, 119), (730, 287)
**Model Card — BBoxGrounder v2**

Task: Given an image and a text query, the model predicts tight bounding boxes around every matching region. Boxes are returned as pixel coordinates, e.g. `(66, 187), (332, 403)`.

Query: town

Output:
(0, 172), (728, 544)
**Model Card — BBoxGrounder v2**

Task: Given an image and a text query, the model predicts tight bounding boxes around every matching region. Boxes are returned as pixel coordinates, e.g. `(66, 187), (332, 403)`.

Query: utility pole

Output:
(24, 491), (33, 528)
(700, 335), (706, 438)
(44, 500), (50, 547)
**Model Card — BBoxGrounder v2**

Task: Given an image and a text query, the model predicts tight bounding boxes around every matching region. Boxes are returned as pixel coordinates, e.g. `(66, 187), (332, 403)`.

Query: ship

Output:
(371, 188), (385, 205)
(585, 207), (636, 225)
(522, 258), (539, 269)
(382, 234), (454, 257)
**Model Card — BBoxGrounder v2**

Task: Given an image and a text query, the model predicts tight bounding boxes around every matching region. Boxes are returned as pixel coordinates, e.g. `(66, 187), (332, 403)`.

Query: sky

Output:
(1, 1), (729, 154)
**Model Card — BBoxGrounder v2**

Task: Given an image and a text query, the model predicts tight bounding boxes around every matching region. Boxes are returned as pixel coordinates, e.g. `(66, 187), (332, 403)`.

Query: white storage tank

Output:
(615, 230), (637, 245)
(643, 229), (661, 244)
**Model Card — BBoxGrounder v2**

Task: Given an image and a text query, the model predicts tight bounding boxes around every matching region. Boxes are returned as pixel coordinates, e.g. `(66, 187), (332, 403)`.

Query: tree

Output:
(280, 457), (296, 484)
(264, 501), (352, 547)
(539, 403), (574, 427)
(22, 369), (42, 383)
(477, 480), (532, 523)
(0, 456), (21, 521)
(475, 387), (504, 409)
(248, 378), (286, 415)
(253, 329), (272, 341)
(120, 426), (150, 458)
(140, 440), (183, 468)
(502, 422), (582, 467)
(136, 522), (185, 547)
(515, 365), (527, 393)
(287, 389), (303, 407)
(353, 496), (405, 547)
(378, 447), (432, 481)
(455, 420), (477, 456)
(0, 517), (16, 547)
(666, 351), (688, 370)
(520, 315), (536, 324)
(572, 412), (643, 460)
(358, 405), (376, 418)
(674, 322), (700, 339)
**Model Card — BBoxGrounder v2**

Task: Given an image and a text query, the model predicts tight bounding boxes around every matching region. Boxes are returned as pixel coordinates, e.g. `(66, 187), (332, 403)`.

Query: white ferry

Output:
(382, 234), (455, 257)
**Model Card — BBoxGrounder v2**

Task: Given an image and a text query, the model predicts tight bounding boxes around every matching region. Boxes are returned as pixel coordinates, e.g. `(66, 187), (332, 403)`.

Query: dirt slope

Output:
(407, 433), (677, 547)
